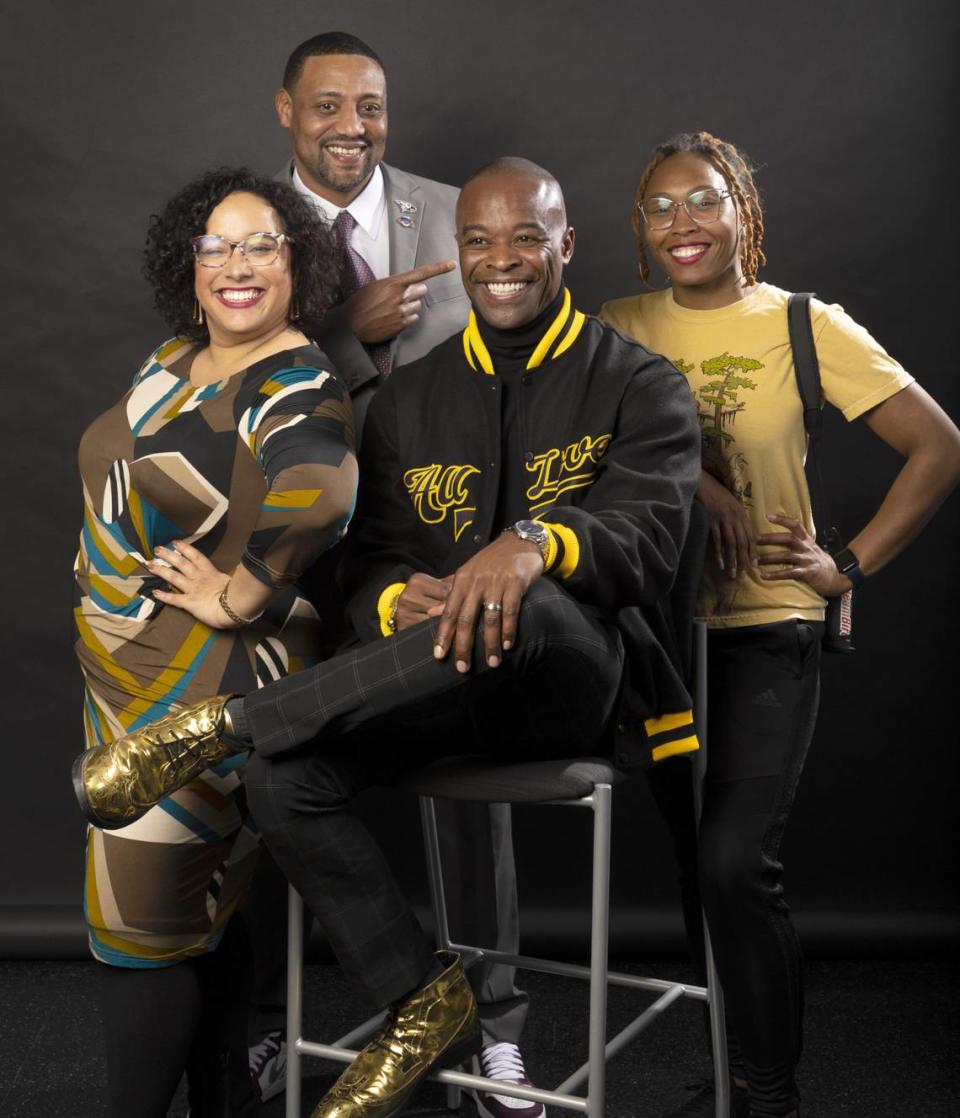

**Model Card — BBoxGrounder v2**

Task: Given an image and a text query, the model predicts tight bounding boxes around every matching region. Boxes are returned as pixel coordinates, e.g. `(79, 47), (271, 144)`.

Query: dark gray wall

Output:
(1, 0), (957, 953)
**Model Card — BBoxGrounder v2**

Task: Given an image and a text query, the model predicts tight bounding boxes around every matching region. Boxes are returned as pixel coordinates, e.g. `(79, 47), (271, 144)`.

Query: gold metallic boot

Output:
(312, 951), (481, 1117)
(72, 695), (243, 830)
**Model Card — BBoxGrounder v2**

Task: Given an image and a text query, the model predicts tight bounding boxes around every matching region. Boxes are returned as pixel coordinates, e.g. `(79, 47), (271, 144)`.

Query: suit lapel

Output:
(383, 164), (423, 278)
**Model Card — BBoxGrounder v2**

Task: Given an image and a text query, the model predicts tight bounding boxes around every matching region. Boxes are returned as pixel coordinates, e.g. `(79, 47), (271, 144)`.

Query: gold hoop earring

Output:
(192, 298), (204, 326)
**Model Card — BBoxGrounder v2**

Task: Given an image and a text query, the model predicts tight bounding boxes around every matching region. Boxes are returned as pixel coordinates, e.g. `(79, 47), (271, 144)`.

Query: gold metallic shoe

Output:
(72, 695), (243, 830)
(312, 951), (480, 1117)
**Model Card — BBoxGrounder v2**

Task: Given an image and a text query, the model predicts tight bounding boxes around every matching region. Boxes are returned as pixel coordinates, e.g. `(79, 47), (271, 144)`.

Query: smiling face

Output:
(194, 192), (294, 346)
(276, 53), (387, 206)
(642, 152), (744, 309)
(456, 170), (575, 330)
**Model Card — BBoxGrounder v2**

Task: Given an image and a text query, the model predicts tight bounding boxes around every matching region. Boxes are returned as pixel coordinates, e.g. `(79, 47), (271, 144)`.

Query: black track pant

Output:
(242, 580), (623, 1009)
(648, 619), (821, 1117)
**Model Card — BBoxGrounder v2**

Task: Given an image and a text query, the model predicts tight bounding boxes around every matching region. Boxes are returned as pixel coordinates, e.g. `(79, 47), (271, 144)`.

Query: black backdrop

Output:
(1, 0), (957, 956)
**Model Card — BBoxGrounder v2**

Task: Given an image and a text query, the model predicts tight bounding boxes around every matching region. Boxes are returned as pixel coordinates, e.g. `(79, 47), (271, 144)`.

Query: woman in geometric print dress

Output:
(74, 167), (356, 1117)
(601, 132), (960, 1118)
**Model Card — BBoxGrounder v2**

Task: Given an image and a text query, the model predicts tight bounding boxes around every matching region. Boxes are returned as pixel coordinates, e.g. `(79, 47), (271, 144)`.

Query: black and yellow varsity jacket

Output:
(340, 289), (702, 766)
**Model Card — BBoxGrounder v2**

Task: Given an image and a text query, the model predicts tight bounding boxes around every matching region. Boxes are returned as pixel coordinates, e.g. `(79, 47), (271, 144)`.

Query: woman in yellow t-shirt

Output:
(600, 131), (960, 1118)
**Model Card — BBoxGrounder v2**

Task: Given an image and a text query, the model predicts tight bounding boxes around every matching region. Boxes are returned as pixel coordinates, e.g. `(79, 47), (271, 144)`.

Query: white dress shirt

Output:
(292, 164), (389, 280)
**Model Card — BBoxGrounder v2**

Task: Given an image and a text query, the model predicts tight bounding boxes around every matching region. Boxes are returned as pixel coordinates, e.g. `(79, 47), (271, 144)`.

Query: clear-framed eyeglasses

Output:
(638, 189), (732, 230)
(191, 232), (294, 268)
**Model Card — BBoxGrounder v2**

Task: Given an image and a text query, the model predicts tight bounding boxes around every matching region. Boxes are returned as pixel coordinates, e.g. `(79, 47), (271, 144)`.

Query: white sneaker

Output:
(468, 1042), (546, 1117)
(249, 1029), (287, 1102)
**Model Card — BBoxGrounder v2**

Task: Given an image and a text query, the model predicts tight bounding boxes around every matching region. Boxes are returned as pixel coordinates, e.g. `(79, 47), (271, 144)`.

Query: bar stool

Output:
(283, 613), (727, 1118)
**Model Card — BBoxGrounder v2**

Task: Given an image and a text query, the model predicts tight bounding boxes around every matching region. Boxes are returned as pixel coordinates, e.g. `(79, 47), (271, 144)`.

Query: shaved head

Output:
(456, 156), (575, 329)
(458, 157), (567, 230)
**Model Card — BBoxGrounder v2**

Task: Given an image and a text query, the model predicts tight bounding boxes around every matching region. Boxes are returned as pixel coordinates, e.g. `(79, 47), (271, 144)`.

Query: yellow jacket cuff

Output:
(377, 582), (407, 637)
(540, 521), (580, 579)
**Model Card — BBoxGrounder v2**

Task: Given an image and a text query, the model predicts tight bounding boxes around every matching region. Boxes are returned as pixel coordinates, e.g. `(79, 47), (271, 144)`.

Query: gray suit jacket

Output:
(277, 161), (471, 437)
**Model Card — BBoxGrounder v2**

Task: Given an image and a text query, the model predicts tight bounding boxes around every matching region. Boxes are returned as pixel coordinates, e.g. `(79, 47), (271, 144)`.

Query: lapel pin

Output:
(394, 199), (418, 214)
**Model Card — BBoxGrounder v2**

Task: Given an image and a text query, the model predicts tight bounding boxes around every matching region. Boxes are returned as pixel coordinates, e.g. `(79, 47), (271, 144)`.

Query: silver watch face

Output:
(514, 519), (547, 544)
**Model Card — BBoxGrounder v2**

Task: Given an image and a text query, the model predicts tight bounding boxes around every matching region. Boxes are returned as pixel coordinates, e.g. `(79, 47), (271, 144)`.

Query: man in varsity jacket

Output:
(74, 157), (701, 1118)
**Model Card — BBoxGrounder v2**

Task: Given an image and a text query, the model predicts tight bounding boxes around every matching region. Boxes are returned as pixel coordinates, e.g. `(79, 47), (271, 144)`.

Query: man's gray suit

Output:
(243, 160), (527, 1046)
(310, 163), (469, 435)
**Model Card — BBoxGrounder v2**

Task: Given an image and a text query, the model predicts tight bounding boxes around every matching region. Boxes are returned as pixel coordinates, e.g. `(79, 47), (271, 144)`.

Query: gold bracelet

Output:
(218, 582), (264, 626)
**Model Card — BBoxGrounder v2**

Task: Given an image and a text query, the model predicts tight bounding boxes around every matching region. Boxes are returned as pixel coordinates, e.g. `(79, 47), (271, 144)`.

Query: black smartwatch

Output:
(833, 546), (865, 589)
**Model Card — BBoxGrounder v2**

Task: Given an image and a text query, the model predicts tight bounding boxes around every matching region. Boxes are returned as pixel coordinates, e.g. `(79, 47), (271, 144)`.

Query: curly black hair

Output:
(143, 167), (340, 344)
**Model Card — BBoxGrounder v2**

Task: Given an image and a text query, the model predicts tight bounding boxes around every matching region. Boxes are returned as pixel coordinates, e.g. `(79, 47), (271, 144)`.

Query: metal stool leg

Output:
(286, 886), (304, 1118)
(419, 796), (462, 1111)
(586, 782), (612, 1118)
(692, 620), (729, 1118)
(419, 796), (453, 950)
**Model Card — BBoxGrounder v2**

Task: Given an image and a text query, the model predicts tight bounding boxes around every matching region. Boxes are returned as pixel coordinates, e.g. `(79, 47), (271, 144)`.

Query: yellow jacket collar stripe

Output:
(463, 317), (492, 374)
(552, 309), (586, 361)
(462, 288), (586, 375)
(526, 287), (572, 368)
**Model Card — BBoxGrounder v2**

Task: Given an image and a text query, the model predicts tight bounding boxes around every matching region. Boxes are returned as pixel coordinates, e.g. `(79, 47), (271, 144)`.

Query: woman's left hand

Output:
(147, 541), (235, 628)
(756, 513), (850, 597)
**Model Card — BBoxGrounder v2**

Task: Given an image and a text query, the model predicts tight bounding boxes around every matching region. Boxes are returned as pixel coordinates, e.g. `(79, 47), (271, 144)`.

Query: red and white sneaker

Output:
(468, 1042), (546, 1118)
(248, 1029), (286, 1102)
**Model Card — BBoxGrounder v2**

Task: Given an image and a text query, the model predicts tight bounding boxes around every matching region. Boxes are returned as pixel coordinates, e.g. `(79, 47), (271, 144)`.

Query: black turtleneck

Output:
(474, 287), (567, 370)
(474, 287), (567, 529)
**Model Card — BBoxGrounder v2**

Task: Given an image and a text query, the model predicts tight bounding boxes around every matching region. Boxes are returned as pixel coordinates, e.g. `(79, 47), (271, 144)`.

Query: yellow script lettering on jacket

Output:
(403, 463), (481, 540)
(526, 433), (611, 512)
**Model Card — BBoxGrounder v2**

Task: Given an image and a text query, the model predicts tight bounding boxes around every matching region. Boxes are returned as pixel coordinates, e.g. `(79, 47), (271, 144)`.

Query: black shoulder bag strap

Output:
(787, 292), (855, 652)
(788, 293), (828, 544)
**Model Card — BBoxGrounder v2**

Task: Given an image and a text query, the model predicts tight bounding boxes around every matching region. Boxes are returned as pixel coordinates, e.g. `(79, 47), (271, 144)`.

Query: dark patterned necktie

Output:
(332, 209), (392, 377)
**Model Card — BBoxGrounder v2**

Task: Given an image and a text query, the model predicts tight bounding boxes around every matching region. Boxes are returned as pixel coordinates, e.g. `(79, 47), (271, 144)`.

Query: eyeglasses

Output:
(638, 189), (732, 230)
(191, 232), (294, 268)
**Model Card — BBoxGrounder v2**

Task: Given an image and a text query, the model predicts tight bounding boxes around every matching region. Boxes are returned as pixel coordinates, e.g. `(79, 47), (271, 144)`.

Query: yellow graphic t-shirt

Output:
(600, 283), (914, 628)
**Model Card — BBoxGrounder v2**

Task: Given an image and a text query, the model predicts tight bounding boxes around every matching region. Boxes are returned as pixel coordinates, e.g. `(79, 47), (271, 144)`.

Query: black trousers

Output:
(241, 802), (526, 1045)
(648, 619), (821, 1117)
(243, 579), (623, 1008)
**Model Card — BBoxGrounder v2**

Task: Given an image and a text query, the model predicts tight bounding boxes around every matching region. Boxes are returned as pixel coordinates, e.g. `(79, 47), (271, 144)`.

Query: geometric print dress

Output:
(74, 338), (354, 967)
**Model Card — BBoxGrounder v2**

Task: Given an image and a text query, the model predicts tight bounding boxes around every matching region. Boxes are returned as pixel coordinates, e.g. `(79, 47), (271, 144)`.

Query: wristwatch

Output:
(833, 546), (865, 589)
(506, 519), (550, 564)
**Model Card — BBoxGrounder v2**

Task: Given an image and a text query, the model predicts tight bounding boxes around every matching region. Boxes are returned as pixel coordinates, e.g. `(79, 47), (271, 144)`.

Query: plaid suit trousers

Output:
(242, 579), (623, 1007)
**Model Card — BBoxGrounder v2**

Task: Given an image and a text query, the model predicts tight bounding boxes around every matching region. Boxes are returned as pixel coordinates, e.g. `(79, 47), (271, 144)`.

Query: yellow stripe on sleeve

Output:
(651, 734), (700, 762)
(377, 582), (407, 637)
(540, 520), (580, 579)
(644, 710), (694, 737)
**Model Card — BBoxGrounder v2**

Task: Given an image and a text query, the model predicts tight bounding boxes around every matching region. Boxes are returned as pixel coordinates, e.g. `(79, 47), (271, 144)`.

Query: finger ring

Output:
(484, 602), (502, 612)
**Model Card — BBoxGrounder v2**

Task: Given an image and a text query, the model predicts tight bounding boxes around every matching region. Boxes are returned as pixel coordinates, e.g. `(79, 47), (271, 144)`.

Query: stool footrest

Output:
(445, 940), (710, 1002)
(294, 1039), (588, 1112)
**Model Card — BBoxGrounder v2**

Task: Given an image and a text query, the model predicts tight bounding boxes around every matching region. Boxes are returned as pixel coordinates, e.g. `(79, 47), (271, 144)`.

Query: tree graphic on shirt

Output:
(697, 353), (761, 446)
(675, 351), (762, 505)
